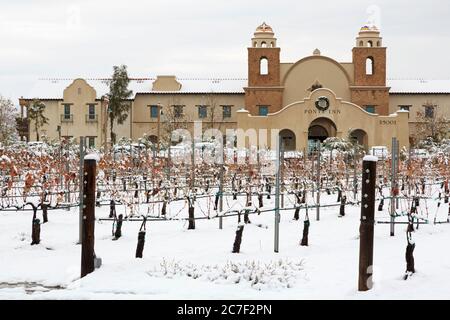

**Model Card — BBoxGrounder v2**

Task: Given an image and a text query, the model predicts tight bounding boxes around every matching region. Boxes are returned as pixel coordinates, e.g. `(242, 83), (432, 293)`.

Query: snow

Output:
(388, 78), (450, 94)
(84, 153), (100, 162)
(0, 155), (11, 163)
(26, 77), (247, 100)
(1, 184), (450, 299)
(24, 78), (450, 100)
(363, 155), (378, 162)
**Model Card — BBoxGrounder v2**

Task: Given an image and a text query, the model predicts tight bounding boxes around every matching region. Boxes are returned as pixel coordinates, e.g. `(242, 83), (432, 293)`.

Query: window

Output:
(197, 105), (208, 119)
(88, 104), (96, 120)
(150, 105), (159, 118)
(260, 57), (268, 75)
(424, 105), (435, 118)
(367, 40), (373, 47)
(261, 41), (267, 48)
(366, 57), (374, 75)
(359, 40), (364, 47)
(63, 104), (71, 119)
(258, 106), (269, 116)
(87, 136), (96, 148)
(173, 105), (184, 118)
(364, 105), (376, 114)
(222, 105), (232, 119)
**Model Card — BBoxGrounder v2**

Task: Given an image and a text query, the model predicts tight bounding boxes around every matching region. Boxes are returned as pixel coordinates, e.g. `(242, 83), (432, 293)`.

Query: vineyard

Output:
(1, 140), (449, 299)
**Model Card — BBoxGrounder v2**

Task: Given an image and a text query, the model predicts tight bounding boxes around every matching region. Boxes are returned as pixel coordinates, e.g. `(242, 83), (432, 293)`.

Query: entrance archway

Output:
(308, 118), (337, 153)
(308, 117), (337, 142)
(350, 129), (368, 151)
(279, 129), (296, 151)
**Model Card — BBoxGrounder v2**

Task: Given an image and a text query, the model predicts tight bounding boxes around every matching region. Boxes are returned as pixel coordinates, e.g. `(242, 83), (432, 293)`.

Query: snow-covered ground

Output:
(1, 189), (449, 299)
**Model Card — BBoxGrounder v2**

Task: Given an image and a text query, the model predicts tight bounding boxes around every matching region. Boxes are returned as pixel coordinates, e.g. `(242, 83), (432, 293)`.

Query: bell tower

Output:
(244, 22), (283, 115)
(351, 25), (390, 115)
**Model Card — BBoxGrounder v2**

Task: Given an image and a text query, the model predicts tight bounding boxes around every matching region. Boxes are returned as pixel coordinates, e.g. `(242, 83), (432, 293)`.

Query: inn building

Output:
(19, 23), (450, 151)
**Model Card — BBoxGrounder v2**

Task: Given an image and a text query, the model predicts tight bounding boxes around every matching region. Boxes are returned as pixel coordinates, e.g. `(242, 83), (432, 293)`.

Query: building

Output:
(19, 23), (450, 151)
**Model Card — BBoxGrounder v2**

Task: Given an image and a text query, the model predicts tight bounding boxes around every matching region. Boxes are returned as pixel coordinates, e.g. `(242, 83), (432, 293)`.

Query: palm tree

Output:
(28, 99), (49, 141)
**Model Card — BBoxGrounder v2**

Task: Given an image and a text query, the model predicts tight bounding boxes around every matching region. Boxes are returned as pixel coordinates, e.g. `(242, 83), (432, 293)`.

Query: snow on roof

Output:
(24, 77), (247, 100)
(25, 78), (152, 100)
(388, 79), (450, 94)
(142, 78), (247, 94)
(23, 77), (450, 100)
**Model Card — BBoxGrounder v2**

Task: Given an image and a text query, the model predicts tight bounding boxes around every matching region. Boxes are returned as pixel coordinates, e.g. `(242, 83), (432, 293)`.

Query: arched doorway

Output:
(350, 129), (368, 151)
(279, 129), (296, 151)
(308, 117), (337, 153)
(308, 118), (337, 141)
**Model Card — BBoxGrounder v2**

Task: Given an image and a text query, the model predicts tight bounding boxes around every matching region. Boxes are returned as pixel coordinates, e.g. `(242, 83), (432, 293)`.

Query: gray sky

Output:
(1, 0), (449, 105)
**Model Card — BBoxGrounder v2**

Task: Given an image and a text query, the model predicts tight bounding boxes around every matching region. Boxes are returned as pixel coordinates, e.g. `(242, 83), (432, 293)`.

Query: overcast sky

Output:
(1, 0), (449, 105)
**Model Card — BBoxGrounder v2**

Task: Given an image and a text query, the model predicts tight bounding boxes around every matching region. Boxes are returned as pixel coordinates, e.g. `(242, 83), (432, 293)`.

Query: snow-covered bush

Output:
(0, 96), (19, 146)
(148, 258), (305, 290)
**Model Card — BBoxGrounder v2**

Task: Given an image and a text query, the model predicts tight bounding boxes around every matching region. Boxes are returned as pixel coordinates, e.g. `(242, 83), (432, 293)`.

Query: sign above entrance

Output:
(315, 96), (330, 111)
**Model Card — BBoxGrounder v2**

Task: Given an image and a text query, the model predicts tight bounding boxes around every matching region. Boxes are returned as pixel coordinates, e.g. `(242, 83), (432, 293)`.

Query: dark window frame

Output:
(63, 104), (71, 119)
(424, 105), (435, 119)
(258, 105), (269, 116)
(150, 105), (159, 118)
(222, 105), (232, 119)
(88, 104), (96, 119)
(197, 105), (208, 119)
(364, 105), (376, 114)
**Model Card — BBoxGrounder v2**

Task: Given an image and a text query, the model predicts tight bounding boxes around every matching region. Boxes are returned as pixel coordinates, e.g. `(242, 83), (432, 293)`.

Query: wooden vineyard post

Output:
(219, 161), (224, 230)
(81, 156), (96, 278)
(358, 155), (377, 291)
(390, 137), (398, 237)
(232, 225), (244, 253)
(78, 137), (85, 244)
(316, 140), (321, 221)
(274, 134), (282, 253)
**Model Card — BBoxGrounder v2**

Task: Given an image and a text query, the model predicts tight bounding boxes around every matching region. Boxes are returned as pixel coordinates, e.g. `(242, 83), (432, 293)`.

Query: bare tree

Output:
(159, 96), (191, 147)
(414, 101), (449, 144)
(200, 93), (223, 132)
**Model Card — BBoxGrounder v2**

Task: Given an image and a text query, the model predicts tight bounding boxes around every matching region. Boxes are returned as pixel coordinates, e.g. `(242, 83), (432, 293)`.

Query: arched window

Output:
(261, 41), (267, 48)
(253, 41), (257, 47)
(367, 40), (373, 47)
(359, 40), (364, 47)
(377, 40), (381, 47)
(366, 57), (374, 75)
(260, 57), (269, 75)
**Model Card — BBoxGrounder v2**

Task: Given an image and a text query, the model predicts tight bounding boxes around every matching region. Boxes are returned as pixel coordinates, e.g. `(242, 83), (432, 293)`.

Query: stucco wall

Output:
(132, 93), (245, 141)
(236, 88), (409, 151)
(28, 79), (131, 147)
(282, 56), (352, 105)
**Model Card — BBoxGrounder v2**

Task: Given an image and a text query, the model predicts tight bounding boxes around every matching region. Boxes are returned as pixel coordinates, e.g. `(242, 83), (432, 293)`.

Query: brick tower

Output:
(244, 22), (283, 116)
(351, 25), (390, 115)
